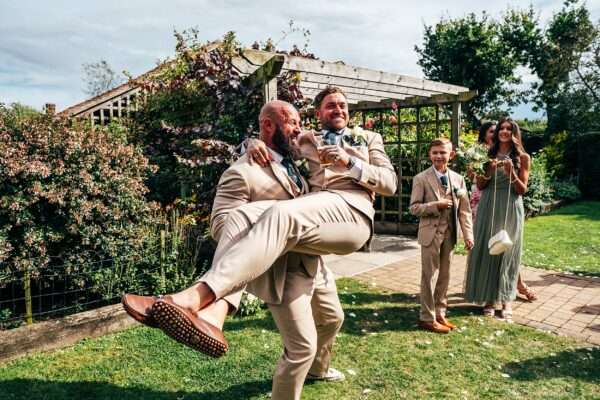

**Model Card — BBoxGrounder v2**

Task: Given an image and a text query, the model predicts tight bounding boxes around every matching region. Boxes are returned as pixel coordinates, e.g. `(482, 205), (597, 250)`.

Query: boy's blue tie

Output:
(440, 175), (448, 188)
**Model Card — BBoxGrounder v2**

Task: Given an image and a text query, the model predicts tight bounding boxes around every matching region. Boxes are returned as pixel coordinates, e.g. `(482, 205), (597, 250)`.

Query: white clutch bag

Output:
(488, 229), (513, 255)
(488, 163), (514, 256)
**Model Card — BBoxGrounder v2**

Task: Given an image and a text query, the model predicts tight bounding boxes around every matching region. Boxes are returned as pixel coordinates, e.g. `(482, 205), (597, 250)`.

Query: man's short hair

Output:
(429, 137), (453, 151)
(313, 86), (347, 109)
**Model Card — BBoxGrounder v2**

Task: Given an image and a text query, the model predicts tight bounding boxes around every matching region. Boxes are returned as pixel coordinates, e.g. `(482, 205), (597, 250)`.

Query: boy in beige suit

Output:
(410, 138), (474, 333)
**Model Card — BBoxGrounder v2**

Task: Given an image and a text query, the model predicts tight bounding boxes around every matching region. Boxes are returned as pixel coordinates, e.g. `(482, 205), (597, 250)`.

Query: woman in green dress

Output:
(463, 117), (531, 321)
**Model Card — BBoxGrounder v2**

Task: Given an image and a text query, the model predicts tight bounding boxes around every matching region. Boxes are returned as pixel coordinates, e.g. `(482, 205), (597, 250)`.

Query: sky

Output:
(1, 0), (598, 118)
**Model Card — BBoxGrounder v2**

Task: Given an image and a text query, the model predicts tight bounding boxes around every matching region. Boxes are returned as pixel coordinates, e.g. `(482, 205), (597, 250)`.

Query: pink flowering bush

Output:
(0, 104), (157, 279)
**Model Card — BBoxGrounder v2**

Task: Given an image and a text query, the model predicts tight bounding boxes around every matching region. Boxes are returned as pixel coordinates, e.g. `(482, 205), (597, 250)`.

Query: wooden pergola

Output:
(235, 49), (475, 142)
(60, 48), (476, 234)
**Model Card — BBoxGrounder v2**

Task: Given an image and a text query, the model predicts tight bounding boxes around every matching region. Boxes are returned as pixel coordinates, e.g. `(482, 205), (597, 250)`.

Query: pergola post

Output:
(263, 78), (278, 102)
(451, 101), (461, 147)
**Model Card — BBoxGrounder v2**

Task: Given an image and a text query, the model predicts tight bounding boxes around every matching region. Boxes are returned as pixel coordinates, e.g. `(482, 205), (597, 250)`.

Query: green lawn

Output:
(521, 201), (600, 276)
(456, 201), (600, 276)
(1, 279), (598, 400)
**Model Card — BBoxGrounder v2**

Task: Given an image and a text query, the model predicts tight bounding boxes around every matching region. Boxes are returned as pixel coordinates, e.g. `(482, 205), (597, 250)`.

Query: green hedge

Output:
(578, 132), (600, 199)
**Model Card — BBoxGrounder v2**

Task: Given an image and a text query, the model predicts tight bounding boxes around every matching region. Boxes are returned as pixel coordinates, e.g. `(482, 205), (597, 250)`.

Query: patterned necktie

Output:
(440, 175), (448, 188)
(281, 157), (303, 191)
(322, 130), (341, 145)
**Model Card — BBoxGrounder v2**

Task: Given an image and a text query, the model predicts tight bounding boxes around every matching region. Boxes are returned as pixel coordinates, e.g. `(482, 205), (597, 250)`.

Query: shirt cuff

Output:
(349, 157), (363, 180)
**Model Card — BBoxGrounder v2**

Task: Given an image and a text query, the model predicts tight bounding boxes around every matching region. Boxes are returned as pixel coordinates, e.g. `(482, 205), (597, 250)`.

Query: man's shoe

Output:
(122, 294), (159, 328)
(306, 368), (346, 382)
(152, 297), (228, 358)
(418, 320), (450, 334)
(436, 316), (457, 330)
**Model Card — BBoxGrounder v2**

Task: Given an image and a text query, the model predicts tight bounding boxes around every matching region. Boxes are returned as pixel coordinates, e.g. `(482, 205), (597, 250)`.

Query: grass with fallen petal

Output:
(1, 279), (598, 399)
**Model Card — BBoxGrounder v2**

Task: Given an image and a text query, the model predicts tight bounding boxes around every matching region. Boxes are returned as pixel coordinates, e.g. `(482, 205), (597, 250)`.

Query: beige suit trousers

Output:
(269, 263), (343, 400)
(201, 191), (370, 299)
(210, 204), (275, 310)
(420, 229), (454, 322)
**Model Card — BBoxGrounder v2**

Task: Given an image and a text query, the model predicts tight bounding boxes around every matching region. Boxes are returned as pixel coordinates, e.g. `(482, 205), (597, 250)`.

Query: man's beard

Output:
(272, 125), (300, 159)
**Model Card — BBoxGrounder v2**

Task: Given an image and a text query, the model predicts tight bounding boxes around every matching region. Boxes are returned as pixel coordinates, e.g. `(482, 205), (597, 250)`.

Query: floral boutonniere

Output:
(294, 158), (310, 180)
(342, 126), (368, 147)
(453, 187), (468, 199)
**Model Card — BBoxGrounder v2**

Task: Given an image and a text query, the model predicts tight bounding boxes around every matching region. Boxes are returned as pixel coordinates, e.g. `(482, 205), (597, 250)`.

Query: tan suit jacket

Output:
(210, 153), (320, 305)
(299, 129), (397, 226)
(409, 166), (474, 247)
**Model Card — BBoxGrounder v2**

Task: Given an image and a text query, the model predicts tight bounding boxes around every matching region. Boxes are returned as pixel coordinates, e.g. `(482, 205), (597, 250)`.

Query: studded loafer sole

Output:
(152, 299), (228, 358)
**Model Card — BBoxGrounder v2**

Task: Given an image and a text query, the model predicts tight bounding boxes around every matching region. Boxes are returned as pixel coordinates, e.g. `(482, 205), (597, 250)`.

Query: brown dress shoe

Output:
(418, 320), (450, 334)
(436, 316), (457, 330)
(152, 297), (228, 358)
(122, 294), (159, 328)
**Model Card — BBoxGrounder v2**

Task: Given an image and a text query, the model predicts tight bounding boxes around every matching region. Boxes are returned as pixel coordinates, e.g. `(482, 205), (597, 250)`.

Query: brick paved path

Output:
(327, 235), (600, 346)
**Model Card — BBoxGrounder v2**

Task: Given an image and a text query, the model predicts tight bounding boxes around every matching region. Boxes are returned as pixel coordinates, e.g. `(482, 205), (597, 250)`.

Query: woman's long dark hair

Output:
(488, 117), (527, 170)
(478, 121), (495, 144)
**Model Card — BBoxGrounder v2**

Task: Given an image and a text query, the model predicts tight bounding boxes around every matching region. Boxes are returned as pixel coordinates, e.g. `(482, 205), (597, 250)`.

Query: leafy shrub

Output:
(0, 104), (157, 278)
(523, 151), (554, 216)
(0, 308), (22, 330)
(236, 292), (264, 317)
(543, 131), (572, 178)
(577, 132), (600, 199)
(553, 179), (582, 201)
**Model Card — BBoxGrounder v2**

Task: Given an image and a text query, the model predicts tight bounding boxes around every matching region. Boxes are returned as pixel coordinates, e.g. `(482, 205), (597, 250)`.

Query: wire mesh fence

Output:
(0, 224), (213, 330)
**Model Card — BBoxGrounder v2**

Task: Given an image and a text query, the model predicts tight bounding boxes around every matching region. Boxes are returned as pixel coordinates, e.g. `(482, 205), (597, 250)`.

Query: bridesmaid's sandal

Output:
(483, 305), (495, 317)
(501, 305), (513, 323)
(518, 284), (538, 302)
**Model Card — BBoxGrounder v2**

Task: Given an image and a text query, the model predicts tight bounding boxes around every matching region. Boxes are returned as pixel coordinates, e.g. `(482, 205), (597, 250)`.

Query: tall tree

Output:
(415, 13), (521, 125)
(501, 1), (596, 133)
(82, 60), (124, 97)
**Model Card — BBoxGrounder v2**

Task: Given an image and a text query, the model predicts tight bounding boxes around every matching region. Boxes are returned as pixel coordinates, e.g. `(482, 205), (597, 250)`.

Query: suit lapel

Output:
(448, 169), (460, 240)
(269, 161), (296, 198)
(448, 169), (457, 201)
(425, 166), (443, 200)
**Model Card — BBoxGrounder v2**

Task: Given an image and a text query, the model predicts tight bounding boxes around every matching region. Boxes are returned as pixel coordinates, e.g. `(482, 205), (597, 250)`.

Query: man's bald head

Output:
(259, 100), (297, 128)
(258, 100), (301, 156)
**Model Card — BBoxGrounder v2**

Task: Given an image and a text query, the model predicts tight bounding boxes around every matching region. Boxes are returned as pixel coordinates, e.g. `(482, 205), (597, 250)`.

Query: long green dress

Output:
(463, 165), (524, 303)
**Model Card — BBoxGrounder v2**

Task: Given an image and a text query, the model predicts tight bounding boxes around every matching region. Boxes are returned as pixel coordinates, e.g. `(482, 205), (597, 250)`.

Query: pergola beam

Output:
(240, 49), (470, 97)
(241, 54), (285, 102)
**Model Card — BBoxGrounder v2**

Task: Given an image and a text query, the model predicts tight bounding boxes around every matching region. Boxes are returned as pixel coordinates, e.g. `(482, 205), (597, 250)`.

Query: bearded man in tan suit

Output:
(209, 100), (347, 400)
(125, 87), (397, 362)
(125, 100), (345, 400)
(410, 138), (474, 334)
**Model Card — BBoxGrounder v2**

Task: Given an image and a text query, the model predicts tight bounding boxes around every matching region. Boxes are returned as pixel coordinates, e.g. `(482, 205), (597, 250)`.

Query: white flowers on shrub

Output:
(237, 292), (263, 317)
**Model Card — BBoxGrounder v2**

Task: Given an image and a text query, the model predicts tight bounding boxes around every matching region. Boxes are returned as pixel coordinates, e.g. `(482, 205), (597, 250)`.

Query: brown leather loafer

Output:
(152, 297), (228, 358)
(418, 320), (450, 334)
(436, 316), (457, 330)
(122, 294), (159, 328)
